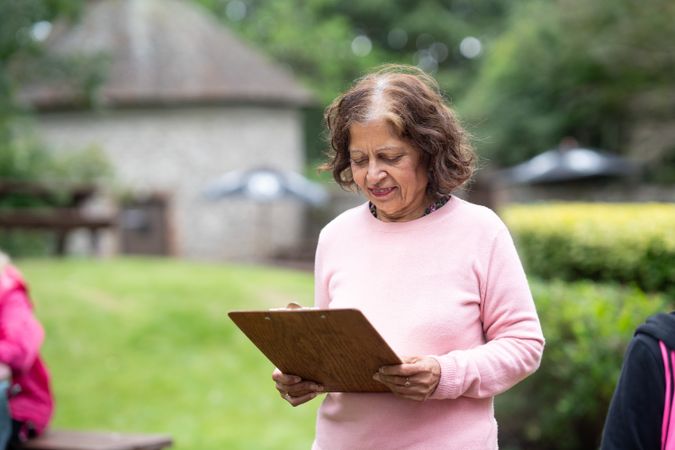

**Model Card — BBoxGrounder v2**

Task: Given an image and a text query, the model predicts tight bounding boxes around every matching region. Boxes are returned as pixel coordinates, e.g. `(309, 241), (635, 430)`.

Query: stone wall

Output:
(36, 105), (306, 261)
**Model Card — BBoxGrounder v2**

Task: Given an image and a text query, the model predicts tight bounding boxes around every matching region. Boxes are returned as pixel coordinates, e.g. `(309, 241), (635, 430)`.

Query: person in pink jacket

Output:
(0, 251), (53, 448)
(272, 65), (545, 449)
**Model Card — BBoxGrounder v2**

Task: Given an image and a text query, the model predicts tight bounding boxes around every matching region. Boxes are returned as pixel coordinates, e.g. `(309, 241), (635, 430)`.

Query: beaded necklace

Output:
(368, 196), (450, 220)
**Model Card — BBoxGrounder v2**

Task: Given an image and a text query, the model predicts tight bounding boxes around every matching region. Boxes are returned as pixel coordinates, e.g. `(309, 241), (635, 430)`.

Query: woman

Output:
(601, 312), (675, 449)
(0, 251), (53, 449)
(273, 65), (544, 449)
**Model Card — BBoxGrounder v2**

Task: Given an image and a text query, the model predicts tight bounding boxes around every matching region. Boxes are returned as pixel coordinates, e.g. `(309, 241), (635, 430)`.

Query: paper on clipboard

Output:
(228, 308), (401, 392)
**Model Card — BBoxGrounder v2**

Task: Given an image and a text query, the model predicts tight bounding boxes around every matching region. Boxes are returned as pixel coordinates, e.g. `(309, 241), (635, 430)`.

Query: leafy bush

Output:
(502, 203), (675, 293)
(0, 138), (112, 192)
(497, 278), (670, 450)
(0, 139), (113, 256)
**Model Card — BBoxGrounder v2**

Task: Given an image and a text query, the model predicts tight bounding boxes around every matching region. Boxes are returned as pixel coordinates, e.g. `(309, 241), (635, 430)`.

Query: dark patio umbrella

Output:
(203, 167), (328, 206)
(499, 146), (638, 185)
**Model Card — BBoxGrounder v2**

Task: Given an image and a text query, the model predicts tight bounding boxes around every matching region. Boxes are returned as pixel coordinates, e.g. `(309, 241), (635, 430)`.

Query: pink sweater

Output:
(312, 197), (544, 450)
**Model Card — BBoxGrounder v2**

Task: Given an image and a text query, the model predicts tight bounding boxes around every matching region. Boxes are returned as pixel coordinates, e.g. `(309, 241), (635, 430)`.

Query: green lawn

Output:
(19, 257), (320, 450)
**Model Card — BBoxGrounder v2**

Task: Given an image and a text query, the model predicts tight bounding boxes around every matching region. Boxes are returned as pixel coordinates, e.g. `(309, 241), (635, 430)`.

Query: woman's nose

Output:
(367, 161), (386, 182)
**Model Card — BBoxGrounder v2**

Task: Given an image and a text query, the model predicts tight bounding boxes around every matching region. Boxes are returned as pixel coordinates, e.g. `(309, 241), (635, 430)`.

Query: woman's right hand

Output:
(272, 368), (324, 407)
(0, 363), (9, 381)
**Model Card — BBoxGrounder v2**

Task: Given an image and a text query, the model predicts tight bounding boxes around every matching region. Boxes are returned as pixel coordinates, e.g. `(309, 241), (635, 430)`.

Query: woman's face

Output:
(348, 118), (429, 222)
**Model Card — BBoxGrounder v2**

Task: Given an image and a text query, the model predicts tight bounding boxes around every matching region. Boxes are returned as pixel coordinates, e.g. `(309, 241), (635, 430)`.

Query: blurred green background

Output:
(26, 258), (320, 450)
(2, 0), (674, 177)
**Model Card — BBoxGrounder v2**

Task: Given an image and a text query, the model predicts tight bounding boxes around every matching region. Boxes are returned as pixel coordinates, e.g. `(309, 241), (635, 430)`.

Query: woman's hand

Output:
(272, 368), (324, 407)
(372, 356), (441, 401)
(0, 363), (9, 381)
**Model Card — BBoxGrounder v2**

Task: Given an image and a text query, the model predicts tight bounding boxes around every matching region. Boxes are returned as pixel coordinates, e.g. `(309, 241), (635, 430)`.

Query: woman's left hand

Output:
(373, 356), (441, 401)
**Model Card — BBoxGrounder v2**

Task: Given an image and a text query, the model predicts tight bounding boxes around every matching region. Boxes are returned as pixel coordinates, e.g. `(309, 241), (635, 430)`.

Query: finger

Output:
(387, 381), (432, 402)
(276, 381), (324, 397)
(401, 355), (421, 364)
(287, 383), (324, 397)
(274, 378), (303, 392)
(373, 373), (415, 393)
(373, 373), (436, 402)
(395, 392), (427, 402)
(377, 362), (422, 377)
(283, 391), (319, 407)
(272, 368), (301, 384)
(374, 372), (413, 387)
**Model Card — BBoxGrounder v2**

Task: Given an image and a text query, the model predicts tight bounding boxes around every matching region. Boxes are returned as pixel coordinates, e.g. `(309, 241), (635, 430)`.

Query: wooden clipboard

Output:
(228, 308), (401, 392)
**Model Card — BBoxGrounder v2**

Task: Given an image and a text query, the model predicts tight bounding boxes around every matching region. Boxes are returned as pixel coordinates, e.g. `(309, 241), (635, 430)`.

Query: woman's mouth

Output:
(369, 187), (396, 198)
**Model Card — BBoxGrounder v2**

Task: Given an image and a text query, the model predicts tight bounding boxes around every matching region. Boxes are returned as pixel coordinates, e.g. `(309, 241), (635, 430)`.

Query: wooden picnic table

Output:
(0, 180), (115, 255)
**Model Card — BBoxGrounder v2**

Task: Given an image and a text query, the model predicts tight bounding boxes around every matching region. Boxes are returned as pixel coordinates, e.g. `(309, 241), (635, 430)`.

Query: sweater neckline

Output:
(361, 195), (460, 233)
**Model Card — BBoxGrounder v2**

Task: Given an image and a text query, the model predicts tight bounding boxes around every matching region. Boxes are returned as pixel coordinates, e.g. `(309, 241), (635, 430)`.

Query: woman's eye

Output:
(350, 159), (367, 165)
(383, 155), (403, 163)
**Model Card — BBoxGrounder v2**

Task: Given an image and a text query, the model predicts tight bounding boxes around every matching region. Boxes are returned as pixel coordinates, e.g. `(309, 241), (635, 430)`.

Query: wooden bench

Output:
(20, 429), (172, 450)
(0, 181), (115, 256)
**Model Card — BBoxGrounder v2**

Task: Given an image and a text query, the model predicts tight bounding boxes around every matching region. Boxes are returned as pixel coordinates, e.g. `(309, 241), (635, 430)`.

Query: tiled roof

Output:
(18, 0), (315, 109)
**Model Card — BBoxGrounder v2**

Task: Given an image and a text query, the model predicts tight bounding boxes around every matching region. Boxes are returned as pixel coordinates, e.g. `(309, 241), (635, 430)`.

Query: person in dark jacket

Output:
(601, 312), (675, 450)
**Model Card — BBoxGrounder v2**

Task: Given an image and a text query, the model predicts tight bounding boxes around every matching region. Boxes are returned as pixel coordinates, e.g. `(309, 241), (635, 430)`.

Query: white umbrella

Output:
(202, 167), (329, 261)
(203, 167), (328, 206)
(500, 147), (638, 185)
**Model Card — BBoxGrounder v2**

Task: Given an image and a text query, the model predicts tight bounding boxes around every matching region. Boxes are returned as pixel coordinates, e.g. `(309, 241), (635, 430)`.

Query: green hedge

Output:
(497, 278), (670, 450)
(502, 203), (675, 293)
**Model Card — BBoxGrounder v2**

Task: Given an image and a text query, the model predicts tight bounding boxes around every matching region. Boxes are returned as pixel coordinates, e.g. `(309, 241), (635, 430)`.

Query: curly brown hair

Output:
(322, 64), (475, 200)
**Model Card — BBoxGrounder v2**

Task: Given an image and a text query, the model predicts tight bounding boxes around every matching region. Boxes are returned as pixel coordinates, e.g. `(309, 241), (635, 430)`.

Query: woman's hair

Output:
(322, 64), (475, 199)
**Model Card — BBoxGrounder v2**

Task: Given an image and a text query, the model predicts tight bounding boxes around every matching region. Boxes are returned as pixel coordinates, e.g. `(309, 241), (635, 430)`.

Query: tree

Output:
(0, 0), (112, 256)
(460, 0), (675, 166)
(197, 0), (512, 102)
(0, 0), (109, 186)
(193, 0), (513, 163)
(0, 0), (82, 128)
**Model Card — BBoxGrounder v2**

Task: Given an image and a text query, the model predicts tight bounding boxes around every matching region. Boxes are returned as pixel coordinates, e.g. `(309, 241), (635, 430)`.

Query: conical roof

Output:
(19, 0), (314, 109)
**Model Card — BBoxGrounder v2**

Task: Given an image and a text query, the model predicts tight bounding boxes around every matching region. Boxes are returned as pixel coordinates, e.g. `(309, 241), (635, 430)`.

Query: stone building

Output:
(19, 0), (315, 260)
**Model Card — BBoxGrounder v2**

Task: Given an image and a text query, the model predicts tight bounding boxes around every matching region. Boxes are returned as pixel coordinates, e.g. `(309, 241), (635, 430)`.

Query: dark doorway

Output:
(119, 194), (172, 256)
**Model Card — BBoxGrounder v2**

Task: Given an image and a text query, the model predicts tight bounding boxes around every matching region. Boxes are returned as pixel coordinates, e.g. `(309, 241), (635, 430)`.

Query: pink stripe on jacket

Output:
(659, 341), (675, 450)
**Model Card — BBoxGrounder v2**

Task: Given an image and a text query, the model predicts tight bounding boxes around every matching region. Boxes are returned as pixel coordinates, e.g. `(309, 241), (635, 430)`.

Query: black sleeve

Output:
(601, 335), (664, 450)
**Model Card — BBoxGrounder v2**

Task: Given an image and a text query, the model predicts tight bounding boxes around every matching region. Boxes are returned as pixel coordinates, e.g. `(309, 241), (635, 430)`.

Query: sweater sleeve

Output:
(313, 231), (331, 309)
(600, 336), (663, 450)
(0, 290), (45, 373)
(430, 226), (545, 400)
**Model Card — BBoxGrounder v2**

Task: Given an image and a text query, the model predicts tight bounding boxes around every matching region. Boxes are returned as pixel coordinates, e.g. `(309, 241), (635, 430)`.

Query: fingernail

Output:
(292, 376), (301, 383)
(379, 367), (384, 373)
(372, 374), (379, 381)
(315, 385), (324, 392)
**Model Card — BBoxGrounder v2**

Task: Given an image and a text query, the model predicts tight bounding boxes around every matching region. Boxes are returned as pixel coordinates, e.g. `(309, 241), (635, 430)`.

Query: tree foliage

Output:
(193, 0), (510, 164)
(0, 0), (82, 122)
(0, 0), (110, 187)
(194, 0), (508, 104)
(460, 0), (675, 165)
(2, 0), (673, 174)
(196, 0), (675, 173)
(0, 0), (79, 146)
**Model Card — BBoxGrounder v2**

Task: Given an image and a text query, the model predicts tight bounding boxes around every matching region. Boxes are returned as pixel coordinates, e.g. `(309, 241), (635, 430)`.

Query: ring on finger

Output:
(404, 377), (411, 387)
(285, 392), (292, 400)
